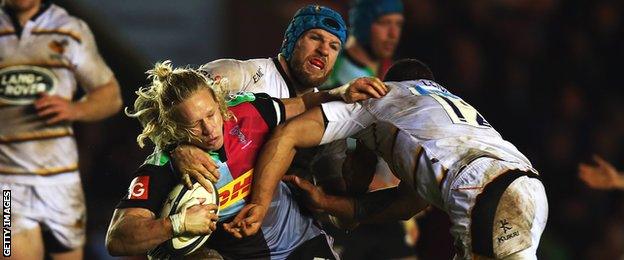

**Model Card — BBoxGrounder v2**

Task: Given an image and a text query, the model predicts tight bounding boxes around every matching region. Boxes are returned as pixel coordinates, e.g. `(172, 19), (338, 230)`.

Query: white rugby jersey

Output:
(320, 80), (534, 208)
(199, 57), (299, 99)
(0, 3), (113, 184)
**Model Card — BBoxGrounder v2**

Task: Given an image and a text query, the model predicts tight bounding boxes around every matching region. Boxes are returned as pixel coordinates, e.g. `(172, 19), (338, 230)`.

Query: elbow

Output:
(109, 86), (123, 115)
(105, 228), (129, 256)
(112, 94), (123, 114)
(106, 77), (123, 116)
(105, 236), (123, 256)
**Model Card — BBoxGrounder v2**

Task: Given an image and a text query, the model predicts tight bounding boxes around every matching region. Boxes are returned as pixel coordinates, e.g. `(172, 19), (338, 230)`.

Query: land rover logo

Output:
(0, 66), (58, 105)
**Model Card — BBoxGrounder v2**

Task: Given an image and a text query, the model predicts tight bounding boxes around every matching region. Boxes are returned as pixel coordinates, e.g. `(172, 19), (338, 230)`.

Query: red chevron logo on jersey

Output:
(128, 176), (150, 200)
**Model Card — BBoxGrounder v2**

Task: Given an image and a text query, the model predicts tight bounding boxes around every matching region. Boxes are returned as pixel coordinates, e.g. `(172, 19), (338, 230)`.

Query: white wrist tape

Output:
(170, 197), (199, 236)
(169, 213), (184, 236)
(328, 82), (350, 101)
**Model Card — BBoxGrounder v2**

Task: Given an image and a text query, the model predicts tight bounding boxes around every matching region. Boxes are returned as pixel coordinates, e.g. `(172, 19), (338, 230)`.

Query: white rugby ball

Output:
(148, 181), (219, 259)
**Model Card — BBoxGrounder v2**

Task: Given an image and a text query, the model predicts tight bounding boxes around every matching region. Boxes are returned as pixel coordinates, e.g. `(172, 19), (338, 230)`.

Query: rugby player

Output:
(0, 0), (122, 258)
(229, 59), (549, 259)
(166, 5), (362, 192)
(322, 0), (404, 89)
(105, 61), (385, 259)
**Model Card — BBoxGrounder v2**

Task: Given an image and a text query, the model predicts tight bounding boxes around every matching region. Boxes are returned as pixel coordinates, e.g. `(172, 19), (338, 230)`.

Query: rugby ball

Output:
(148, 181), (219, 259)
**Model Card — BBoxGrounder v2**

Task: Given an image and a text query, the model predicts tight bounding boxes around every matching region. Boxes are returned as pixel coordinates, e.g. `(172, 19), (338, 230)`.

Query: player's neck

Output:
(12, 4), (41, 26)
(345, 38), (379, 73)
(277, 55), (312, 96)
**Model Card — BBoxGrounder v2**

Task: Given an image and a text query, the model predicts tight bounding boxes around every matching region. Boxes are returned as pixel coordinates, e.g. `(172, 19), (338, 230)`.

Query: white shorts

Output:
(1, 178), (86, 250)
(446, 158), (548, 259)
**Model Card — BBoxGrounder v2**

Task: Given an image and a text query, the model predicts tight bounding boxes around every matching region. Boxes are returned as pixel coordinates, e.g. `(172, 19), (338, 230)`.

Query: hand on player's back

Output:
(331, 76), (388, 103)
(282, 175), (327, 213)
(172, 145), (220, 192)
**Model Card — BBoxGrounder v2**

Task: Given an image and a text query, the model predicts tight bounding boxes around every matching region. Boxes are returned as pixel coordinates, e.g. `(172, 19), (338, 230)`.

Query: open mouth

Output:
(309, 58), (325, 70)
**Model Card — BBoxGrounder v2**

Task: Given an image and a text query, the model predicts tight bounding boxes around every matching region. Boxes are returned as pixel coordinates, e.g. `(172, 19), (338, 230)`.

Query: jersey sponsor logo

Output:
(128, 176), (150, 200)
(0, 66), (58, 105)
(496, 219), (519, 244)
(48, 39), (69, 55)
(217, 169), (252, 210)
(229, 125), (252, 149)
(252, 67), (264, 83)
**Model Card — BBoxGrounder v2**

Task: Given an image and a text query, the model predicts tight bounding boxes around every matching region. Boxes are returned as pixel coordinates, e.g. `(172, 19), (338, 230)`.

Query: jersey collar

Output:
(3, 0), (51, 37)
(272, 56), (297, 98)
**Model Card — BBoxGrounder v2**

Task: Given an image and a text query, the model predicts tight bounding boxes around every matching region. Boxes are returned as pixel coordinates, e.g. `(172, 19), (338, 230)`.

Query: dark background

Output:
(52, 0), (624, 259)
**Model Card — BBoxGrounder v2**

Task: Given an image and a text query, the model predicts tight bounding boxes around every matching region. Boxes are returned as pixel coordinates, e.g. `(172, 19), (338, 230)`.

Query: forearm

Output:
(251, 109), (326, 208)
(322, 194), (356, 220)
(74, 77), (122, 122)
(323, 185), (427, 225)
(618, 174), (624, 189)
(281, 91), (340, 120)
(359, 193), (428, 223)
(250, 132), (298, 208)
(106, 214), (173, 256)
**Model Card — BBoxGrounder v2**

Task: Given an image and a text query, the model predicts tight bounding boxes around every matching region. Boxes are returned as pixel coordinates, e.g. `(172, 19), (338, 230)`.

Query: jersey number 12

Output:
(409, 81), (491, 128)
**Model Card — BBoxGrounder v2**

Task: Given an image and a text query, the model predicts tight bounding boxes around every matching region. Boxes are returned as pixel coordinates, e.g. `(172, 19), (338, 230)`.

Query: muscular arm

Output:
(280, 77), (387, 120)
(283, 175), (428, 229)
(75, 77), (122, 122)
(280, 91), (340, 120)
(105, 208), (173, 256)
(357, 182), (429, 223)
(324, 181), (427, 223)
(34, 77), (122, 124)
(223, 107), (327, 237)
(251, 107), (326, 208)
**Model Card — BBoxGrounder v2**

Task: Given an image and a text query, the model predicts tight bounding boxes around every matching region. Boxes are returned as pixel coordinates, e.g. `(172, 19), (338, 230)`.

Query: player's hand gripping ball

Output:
(148, 181), (219, 259)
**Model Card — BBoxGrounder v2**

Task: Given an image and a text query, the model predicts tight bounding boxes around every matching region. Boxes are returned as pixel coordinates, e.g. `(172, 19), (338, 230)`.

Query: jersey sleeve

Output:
(199, 59), (251, 94)
(115, 164), (178, 215)
(248, 93), (285, 131)
(72, 20), (114, 92)
(320, 101), (376, 145)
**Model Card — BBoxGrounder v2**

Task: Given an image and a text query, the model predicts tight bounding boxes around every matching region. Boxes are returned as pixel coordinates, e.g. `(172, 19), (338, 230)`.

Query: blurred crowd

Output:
(63, 0), (624, 259)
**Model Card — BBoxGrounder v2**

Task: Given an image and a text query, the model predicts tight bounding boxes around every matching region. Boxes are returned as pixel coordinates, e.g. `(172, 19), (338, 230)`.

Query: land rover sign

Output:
(0, 66), (58, 105)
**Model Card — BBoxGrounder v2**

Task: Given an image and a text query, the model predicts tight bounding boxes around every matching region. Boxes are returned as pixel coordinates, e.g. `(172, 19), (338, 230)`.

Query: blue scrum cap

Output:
(280, 5), (348, 60)
(349, 0), (404, 46)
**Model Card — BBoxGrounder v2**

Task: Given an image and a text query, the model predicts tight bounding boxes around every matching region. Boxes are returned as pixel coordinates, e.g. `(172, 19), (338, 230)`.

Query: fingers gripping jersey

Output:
(320, 80), (533, 208)
(0, 4), (113, 182)
(117, 93), (326, 259)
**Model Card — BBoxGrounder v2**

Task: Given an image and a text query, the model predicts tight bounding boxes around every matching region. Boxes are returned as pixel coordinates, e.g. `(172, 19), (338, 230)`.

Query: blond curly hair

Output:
(125, 60), (232, 149)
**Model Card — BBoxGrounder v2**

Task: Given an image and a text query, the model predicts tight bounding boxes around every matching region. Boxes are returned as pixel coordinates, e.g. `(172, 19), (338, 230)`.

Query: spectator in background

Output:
(0, 0), (122, 259)
(322, 0), (403, 89)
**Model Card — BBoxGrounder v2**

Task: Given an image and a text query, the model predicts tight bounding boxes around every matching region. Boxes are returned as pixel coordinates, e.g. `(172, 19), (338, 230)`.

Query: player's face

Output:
(289, 29), (341, 87)
(176, 89), (224, 151)
(5, 0), (40, 12)
(370, 13), (404, 59)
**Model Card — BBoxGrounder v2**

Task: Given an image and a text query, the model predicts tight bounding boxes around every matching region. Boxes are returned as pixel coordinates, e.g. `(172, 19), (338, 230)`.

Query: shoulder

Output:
(39, 5), (92, 43)
(228, 92), (275, 116)
(44, 5), (85, 29)
(228, 92), (283, 129)
(199, 59), (243, 78)
(131, 163), (176, 183)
